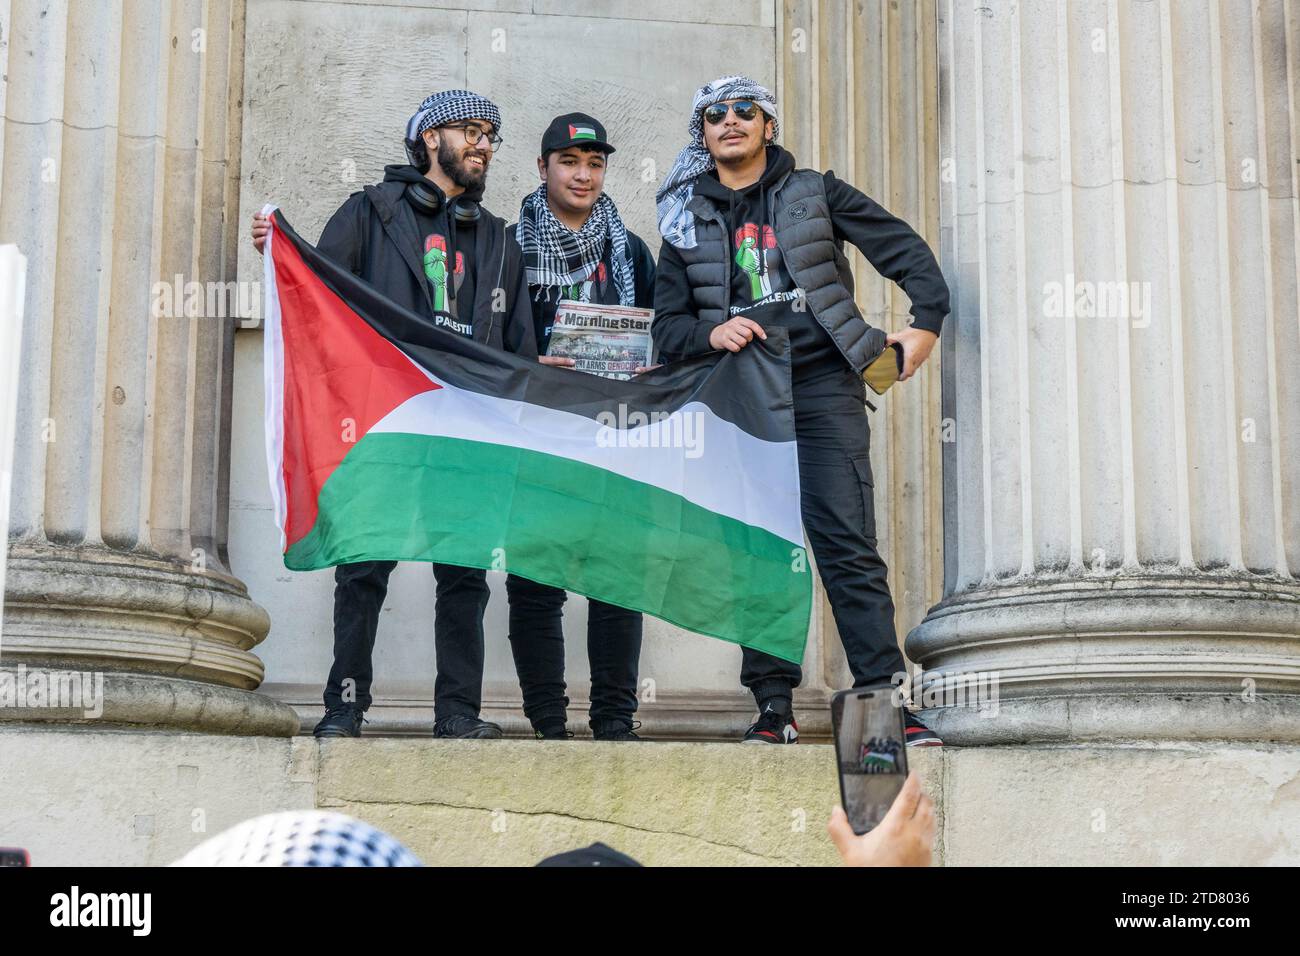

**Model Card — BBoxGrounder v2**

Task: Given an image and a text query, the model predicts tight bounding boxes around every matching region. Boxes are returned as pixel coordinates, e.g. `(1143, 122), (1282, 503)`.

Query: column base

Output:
(3, 543), (272, 688)
(906, 574), (1300, 744)
(0, 667), (299, 736)
(2, 543), (294, 734)
(916, 691), (1300, 745)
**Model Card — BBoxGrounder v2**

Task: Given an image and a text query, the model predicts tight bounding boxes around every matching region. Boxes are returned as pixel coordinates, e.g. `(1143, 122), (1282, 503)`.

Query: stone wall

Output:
(229, 0), (945, 736)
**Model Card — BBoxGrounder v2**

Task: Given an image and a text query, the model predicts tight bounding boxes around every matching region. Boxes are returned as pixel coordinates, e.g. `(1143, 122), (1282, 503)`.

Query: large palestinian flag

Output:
(261, 208), (811, 663)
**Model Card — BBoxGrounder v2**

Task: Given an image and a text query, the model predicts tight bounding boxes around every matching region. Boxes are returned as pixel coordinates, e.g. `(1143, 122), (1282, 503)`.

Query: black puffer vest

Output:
(676, 167), (887, 374)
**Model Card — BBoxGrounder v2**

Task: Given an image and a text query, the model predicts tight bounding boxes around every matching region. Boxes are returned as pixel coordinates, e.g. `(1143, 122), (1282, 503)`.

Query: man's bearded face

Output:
(427, 121), (493, 190)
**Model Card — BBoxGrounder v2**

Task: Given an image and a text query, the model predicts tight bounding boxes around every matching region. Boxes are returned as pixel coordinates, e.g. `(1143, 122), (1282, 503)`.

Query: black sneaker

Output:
(903, 707), (943, 747)
(534, 718), (574, 740)
(592, 719), (643, 741)
(434, 715), (504, 739)
(313, 705), (365, 738)
(742, 699), (798, 744)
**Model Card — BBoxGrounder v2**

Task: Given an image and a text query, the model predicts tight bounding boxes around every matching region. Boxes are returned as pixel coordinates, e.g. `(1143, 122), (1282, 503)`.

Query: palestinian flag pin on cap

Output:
(542, 112), (615, 155)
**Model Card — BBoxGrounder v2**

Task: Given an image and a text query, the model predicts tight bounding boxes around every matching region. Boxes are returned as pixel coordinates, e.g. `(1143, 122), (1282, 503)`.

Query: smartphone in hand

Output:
(863, 342), (904, 395)
(831, 686), (909, 834)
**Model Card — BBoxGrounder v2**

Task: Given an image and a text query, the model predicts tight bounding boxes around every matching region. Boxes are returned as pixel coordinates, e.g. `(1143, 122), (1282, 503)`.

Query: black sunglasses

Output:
(702, 100), (762, 126)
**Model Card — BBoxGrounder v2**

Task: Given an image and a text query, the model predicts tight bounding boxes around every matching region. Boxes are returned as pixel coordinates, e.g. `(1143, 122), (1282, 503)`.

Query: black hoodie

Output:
(653, 145), (949, 382)
(690, 145), (841, 382)
(315, 164), (537, 356)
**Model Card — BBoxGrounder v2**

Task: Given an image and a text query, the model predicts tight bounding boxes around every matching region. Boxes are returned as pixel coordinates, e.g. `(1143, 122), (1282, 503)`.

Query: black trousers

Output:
(325, 561), (490, 721)
(740, 366), (907, 705)
(505, 574), (642, 730)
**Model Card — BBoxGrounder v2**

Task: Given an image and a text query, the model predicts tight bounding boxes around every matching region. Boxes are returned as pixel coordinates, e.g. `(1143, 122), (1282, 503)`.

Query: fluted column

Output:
(908, 0), (1300, 742)
(1, 246), (26, 635)
(0, 0), (295, 734)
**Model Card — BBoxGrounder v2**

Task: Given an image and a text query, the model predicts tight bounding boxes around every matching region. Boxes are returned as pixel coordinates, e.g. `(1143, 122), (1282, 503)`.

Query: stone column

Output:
(908, 0), (1300, 743)
(0, 0), (296, 734)
(1, 246), (26, 635)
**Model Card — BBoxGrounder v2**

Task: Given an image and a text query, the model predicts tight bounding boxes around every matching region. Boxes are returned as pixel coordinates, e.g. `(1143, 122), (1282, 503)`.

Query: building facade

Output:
(1, 0), (1297, 864)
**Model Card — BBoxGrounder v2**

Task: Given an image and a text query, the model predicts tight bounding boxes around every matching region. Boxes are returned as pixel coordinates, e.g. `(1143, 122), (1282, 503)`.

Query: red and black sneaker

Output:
(742, 699), (799, 744)
(903, 707), (943, 747)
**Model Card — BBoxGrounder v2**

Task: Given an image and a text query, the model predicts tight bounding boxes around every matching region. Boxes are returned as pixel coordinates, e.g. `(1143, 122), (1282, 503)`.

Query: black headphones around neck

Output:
(404, 178), (482, 224)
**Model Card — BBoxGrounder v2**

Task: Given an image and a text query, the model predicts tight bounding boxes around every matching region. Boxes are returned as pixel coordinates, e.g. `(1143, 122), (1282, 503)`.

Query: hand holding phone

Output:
(863, 343), (904, 395)
(830, 686), (909, 833)
(828, 772), (935, 866)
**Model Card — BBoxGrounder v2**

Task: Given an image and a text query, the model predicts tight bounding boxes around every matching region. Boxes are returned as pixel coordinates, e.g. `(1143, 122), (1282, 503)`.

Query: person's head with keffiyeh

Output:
(656, 75), (781, 250)
(404, 89), (504, 199)
(516, 111), (637, 307)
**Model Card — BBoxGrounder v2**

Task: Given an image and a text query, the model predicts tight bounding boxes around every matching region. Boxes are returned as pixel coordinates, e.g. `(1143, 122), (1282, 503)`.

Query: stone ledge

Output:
(0, 730), (1294, 866)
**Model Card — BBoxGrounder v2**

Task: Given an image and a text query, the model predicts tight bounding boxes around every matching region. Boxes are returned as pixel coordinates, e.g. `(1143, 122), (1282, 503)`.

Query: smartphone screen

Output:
(0, 848), (31, 867)
(831, 687), (908, 834)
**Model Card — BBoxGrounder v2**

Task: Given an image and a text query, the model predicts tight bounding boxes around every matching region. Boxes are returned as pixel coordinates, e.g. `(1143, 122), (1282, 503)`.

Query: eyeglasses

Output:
(702, 100), (762, 126)
(441, 123), (504, 152)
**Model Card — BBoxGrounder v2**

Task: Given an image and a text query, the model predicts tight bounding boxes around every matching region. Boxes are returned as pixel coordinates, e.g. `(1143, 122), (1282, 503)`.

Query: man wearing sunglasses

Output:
(652, 75), (950, 746)
(504, 112), (657, 742)
(251, 89), (537, 739)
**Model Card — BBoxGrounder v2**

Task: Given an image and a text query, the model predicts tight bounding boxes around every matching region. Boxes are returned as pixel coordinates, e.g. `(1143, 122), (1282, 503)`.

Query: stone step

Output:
(1, 730), (1294, 865)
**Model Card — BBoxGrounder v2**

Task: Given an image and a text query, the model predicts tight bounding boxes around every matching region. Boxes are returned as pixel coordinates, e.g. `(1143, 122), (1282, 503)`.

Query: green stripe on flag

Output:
(286, 432), (811, 663)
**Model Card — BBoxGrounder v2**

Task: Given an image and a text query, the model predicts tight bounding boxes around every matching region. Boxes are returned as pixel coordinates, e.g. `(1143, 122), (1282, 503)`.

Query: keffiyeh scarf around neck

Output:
(516, 183), (636, 305)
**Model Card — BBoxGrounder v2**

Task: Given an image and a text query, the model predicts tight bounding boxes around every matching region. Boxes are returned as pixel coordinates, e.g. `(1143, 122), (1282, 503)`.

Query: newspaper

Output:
(545, 300), (654, 380)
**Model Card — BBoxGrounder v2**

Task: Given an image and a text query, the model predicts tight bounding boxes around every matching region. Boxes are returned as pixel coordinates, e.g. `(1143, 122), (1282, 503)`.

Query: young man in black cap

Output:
(652, 76), (949, 747)
(252, 89), (537, 739)
(504, 112), (656, 741)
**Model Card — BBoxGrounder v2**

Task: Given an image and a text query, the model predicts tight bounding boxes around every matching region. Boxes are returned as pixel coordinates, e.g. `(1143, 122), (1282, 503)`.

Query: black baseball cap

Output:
(535, 842), (642, 867)
(540, 112), (615, 158)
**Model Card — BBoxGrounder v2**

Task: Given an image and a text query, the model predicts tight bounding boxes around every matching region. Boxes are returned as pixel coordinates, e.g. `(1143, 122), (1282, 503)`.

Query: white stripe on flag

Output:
(371, 383), (804, 546)
(261, 206), (289, 552)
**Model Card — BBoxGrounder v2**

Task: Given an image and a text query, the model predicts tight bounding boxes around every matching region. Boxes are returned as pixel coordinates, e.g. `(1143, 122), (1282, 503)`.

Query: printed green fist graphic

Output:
(735, 236), (763, 300)
(424, 243), (448, 312)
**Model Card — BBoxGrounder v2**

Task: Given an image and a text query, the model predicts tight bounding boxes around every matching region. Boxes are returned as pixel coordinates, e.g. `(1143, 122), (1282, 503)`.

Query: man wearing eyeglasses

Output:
(652, 75), (950, 747)
(252, 89), (537, 739)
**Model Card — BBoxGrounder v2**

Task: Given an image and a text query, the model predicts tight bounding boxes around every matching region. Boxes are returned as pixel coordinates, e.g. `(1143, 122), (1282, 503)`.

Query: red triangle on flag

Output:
(268, 221), (440, 551)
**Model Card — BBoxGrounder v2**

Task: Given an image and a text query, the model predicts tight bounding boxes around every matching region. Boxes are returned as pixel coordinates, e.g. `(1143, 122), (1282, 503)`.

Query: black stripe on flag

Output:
(272, 210), (797, 445)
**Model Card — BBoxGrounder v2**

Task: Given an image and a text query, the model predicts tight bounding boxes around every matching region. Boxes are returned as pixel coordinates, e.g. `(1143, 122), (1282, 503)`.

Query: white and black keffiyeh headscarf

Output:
(517, 183), (636, 305)
(655, 75), (780, 250)
(173, 811), (423, 867)
(404, 89), (503, 164)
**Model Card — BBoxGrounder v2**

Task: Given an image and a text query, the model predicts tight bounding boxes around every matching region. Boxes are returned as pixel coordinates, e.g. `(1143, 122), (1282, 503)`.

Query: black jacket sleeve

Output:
(316, 192), (367, 275)
(501, 233), (539, 358)
(823, 171), (950, 335)
(628, 232), (657, 309)
(651, 238), (716, 363)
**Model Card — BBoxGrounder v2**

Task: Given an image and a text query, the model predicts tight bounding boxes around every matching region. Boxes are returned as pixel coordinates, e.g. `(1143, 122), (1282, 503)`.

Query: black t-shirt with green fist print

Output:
(412, 204), (477, 340)
(692, 149), (842, 386)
